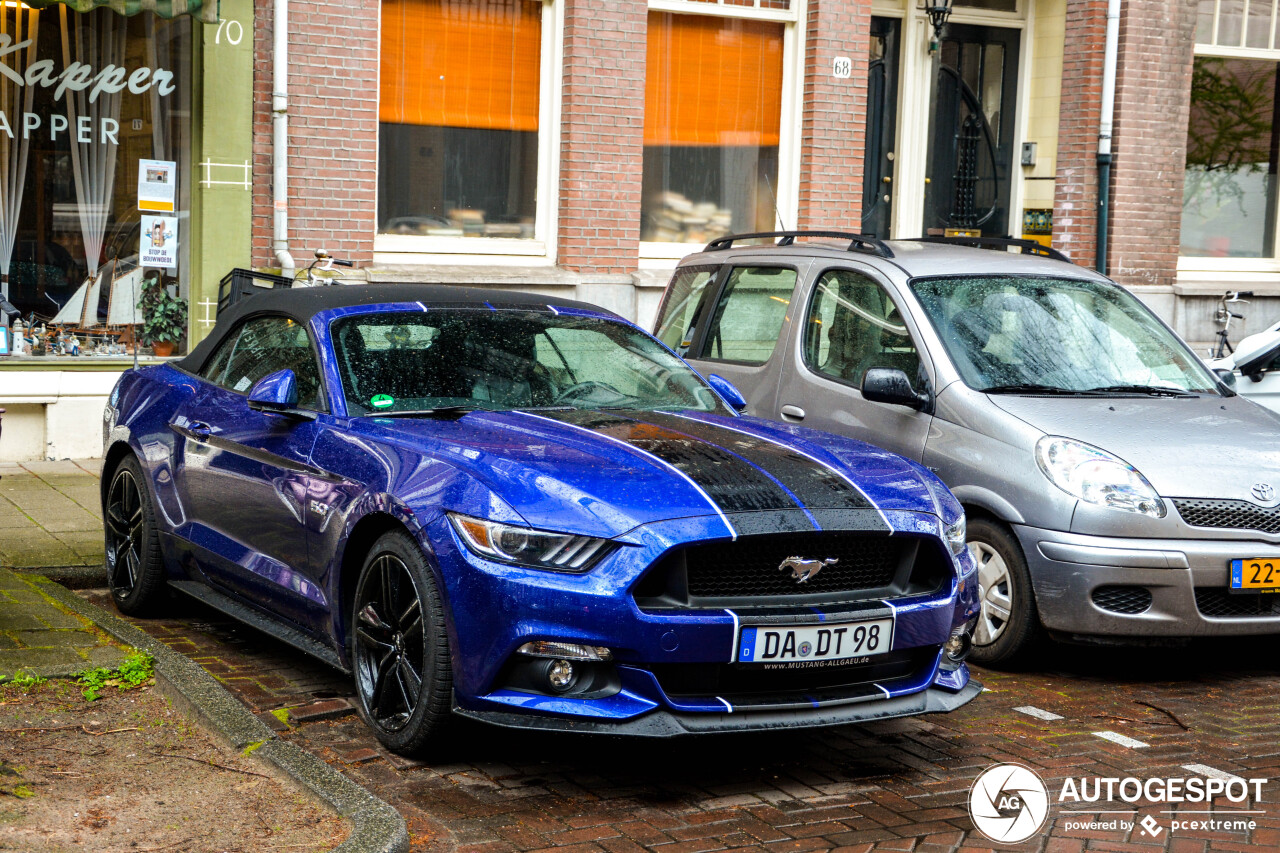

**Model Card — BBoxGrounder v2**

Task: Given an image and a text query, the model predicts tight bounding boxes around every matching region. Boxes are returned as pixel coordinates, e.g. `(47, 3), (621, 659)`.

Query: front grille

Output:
(1195, 588), (1280, 618)
(1174, 498), (1280, 535)
(687, 533), (900, 598)
(633, 531), (947, 610)
(649, 647), (933, 707)
(1091, 585), (1153, 615)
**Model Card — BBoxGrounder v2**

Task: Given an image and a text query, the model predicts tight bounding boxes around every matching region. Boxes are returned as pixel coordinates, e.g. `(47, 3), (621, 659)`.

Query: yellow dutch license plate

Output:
(1230, 558), (1280, 593)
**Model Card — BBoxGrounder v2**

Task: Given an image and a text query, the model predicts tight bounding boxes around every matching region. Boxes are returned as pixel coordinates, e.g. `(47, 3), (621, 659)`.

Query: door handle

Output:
(780, 405), (806, 421)
(189, 422), (212, 440)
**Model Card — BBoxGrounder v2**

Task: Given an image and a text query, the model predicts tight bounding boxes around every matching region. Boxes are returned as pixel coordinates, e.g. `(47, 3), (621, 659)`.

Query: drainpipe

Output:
(272, 0), (295, 279)
(1096, 0), (1120, 274)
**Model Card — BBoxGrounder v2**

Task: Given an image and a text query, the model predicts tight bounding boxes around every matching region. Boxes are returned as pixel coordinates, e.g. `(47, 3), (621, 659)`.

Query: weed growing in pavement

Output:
(77, 652), (155, 702)
(2, 671), (47, 690)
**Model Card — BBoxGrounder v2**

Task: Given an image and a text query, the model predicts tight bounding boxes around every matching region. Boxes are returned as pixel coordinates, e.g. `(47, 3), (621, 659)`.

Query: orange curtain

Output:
(380, 0), (542, 131)
(644, 12), (784, 147)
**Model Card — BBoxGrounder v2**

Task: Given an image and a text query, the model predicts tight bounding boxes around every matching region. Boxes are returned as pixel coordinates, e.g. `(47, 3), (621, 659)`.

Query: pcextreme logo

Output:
(968, 763), (1050, 844)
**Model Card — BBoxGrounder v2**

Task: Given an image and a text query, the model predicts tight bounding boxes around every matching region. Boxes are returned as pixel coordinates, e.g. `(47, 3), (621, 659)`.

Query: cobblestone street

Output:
(80, 588), (1280, 853)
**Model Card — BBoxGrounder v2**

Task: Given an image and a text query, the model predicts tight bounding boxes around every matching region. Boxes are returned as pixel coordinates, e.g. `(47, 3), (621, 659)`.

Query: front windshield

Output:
(331, 310), (728, 415)
(909, 276), (1220, 394)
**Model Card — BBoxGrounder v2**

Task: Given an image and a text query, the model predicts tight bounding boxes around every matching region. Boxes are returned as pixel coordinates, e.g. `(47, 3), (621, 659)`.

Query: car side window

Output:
(654, 265), (719, 356)
(698, 267), (797, 364)
(803, 269), (922, 390)
(215, 316), (325, 411)
(198, 329), (240, 387)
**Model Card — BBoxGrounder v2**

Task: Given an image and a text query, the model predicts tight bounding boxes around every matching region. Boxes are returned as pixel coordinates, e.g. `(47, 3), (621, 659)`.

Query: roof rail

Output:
(912, 235), (1071, 263)
(704, 230), (894, 259)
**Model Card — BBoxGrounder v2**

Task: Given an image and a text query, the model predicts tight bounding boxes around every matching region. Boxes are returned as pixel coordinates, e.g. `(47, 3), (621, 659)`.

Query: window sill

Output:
(374, 234), (550, 260)
(639, 241), (707, 263)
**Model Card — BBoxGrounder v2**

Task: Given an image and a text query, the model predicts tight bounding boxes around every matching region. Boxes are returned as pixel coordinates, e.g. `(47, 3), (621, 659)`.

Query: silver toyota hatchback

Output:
(654, 232), (1280, 665)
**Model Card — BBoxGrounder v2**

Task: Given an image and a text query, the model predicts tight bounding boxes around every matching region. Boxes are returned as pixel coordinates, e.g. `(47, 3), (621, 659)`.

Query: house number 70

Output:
(216, 19), (244, 45)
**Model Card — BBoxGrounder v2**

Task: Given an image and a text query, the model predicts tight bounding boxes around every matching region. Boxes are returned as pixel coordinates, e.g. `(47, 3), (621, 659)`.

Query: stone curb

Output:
(30, 575), (410, 853)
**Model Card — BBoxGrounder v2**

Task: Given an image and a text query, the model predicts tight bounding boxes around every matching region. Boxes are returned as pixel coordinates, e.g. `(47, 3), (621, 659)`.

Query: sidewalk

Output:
(0, 460), (409, 852)
(0, 458), (105, 586)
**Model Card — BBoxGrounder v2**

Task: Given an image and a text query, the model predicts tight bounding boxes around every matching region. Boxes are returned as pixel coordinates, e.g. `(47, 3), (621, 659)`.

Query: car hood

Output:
(360, 409), (939, 538)
(987, 393), (1280, 501)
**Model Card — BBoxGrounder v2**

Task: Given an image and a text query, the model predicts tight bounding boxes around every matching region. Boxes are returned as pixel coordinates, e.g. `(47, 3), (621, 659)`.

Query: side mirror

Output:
(862, 368), (929, 410)
(707, 373), (748, 412)
(1213, 367), (1238, 391)
(247, 368), (299, 412)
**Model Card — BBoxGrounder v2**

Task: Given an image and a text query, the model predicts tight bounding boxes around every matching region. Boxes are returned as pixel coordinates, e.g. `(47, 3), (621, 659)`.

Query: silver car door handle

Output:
(780, 405), (806, 421)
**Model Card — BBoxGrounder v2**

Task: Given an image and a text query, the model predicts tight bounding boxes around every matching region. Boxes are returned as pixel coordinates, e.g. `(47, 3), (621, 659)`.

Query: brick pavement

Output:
(80, 588), (1280, 853)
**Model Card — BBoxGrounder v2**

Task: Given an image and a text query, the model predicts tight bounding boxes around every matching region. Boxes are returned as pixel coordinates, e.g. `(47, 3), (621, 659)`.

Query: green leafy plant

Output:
(3, 671), (46, 690)
(137, 274), (188, 347)
(78, 651), (155, 702)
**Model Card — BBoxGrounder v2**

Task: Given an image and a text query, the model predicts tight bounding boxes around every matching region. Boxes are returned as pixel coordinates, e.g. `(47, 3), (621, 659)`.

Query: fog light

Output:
(517, 641), (612, 661)
(547, 659), (576, 692)
(945, 624), (974, 662)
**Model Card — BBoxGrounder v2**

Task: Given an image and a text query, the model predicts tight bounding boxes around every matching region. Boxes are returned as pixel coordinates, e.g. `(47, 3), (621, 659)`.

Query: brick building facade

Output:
(239, 0), (1280, 341)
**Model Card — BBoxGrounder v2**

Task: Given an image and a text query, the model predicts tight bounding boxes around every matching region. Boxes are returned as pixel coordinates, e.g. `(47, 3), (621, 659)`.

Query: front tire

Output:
(350, 530), (453, 755)
(966, 518), (1040, 666)
(104, 455), (167, 615)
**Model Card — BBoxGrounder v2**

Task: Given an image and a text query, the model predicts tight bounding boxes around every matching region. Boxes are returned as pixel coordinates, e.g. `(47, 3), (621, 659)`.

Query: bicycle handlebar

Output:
(332, 259), (354, 267)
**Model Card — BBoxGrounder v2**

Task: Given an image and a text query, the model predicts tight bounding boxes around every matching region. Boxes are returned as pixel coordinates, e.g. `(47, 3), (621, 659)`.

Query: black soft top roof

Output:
(178, 283), (615, 373)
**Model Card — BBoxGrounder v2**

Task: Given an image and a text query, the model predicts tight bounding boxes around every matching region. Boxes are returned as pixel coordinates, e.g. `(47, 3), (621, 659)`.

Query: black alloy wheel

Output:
(351, 531), (452, 753)
(104, 455), (166, 614)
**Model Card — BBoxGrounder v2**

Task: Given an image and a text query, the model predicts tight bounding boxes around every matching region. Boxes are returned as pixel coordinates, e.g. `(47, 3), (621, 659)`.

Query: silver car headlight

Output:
(1035, 436), (1165, 518)
(944, 514), (967, 556)
(447, 512), (612, 572)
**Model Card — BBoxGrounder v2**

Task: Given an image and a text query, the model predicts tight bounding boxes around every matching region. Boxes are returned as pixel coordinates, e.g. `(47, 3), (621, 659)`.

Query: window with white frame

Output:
(1183, 0), (1280, 259)
(641, 0), (797, 254)
(377, 0), (554, 251)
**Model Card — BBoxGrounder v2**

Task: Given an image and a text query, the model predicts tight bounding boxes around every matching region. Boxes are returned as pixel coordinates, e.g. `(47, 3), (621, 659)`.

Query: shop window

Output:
(0, 8), (191, 348)
(1181, 56), (1280, 258)
(378, 0), (543, 242)
(641, 12), (784, 247)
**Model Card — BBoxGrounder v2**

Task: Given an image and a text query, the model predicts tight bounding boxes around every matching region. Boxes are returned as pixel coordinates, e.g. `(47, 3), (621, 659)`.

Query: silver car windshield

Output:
(909, 275), (1220, 395)
(331, 310), (728, 415)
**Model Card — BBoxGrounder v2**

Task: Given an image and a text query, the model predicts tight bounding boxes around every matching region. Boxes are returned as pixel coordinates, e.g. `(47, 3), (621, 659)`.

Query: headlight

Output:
(447, 512), (612, 572)
(1035, 436), (1165, 517)
(944, 514), (967, 556)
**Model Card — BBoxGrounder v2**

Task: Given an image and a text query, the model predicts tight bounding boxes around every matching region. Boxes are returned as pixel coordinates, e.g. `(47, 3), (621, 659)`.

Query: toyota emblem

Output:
(1252, 482), (1276, 503)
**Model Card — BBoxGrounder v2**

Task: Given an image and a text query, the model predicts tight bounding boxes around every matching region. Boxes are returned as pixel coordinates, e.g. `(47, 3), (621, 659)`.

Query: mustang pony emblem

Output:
(779, 556), (838, 584)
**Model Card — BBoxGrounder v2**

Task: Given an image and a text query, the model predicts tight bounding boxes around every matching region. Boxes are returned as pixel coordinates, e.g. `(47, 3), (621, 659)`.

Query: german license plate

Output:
(1230, 558), (1280, 593)
(736, 617), (893, 666)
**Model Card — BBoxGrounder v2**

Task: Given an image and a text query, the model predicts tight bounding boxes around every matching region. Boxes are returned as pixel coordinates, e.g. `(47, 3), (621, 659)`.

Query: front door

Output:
(862, 16), (900, 238)
(922, 24), (1020, 237)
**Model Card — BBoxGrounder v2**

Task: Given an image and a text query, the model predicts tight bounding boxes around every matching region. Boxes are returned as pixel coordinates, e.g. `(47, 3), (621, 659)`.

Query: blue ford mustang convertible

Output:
(101, 284), (980, 753)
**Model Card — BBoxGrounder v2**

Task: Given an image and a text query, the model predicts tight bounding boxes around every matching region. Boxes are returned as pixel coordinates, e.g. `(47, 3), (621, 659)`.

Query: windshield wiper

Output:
(980, 384), (1107, 396)
(1082, 384), (1200, 398)
(364, 405), (480, 419)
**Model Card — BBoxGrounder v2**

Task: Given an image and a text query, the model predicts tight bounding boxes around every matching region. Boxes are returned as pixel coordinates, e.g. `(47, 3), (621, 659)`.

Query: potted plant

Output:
(137, 273), (187, 357)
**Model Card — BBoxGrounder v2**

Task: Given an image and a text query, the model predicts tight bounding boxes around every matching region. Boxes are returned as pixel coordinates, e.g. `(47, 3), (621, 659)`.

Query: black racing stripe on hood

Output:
(537, 410), (809, 516)
(633, 412), (878, 512)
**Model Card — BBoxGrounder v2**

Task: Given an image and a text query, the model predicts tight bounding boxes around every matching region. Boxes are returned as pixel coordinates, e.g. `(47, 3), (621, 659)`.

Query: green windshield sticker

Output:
(370, 394), (395, 409)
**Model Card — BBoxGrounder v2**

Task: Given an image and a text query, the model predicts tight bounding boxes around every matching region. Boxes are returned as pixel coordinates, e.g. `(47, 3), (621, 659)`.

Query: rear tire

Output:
(966, 518), (1041, 667)
(103, 455), (167, 615)
(350, 530), (453, 755)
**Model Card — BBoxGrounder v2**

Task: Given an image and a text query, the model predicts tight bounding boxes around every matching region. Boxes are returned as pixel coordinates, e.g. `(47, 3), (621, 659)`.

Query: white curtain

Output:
(0, 7), (38, 300)
(60, 5), (125, 281)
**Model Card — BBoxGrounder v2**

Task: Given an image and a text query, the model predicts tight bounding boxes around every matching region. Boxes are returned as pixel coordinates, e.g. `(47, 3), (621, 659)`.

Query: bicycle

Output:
(1211, 290), (1254, 359)
(295, 248), (354, 287)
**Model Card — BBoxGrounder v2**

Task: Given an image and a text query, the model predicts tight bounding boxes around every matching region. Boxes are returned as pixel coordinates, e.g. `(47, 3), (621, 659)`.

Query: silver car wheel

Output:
(970, 540), (1013, 646)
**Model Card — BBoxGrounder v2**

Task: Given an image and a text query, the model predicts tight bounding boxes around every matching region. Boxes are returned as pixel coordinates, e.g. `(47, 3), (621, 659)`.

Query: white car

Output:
(1209, 320), (1280, 414)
